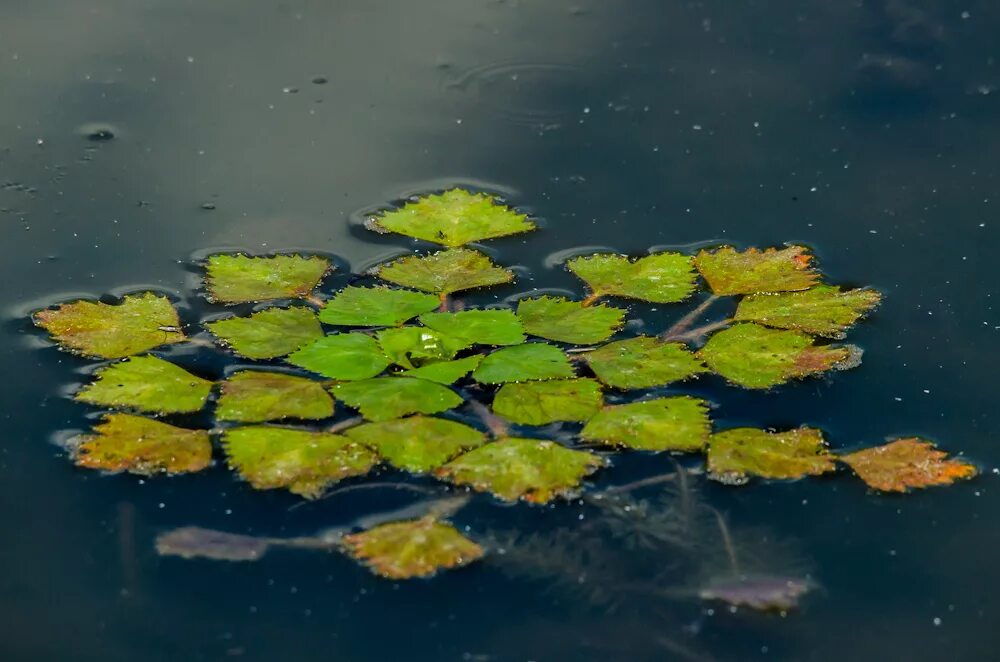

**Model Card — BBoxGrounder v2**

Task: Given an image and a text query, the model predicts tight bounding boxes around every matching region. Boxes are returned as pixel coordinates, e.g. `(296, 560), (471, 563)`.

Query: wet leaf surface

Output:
(401, 355), (483, 384)
(584, 337), (706, 390)
(375, 248), (514, 295)
(376, 326), (469, 369)
(345, 415), (487, 472)
(493, 378), (603, 425)
(76, 355), (212, 414)
(699, 575), (813, 611)
(342, 516), (484, 579)
(707, 427), (836, 484)
(567, 253), (696, 303)
(72, 413), (211, 475)
(734, 285), (882, 338)
(331, 377), (463, 421)
(840, 438), (977, 492)
(580, 397), (710, 452)
(515, 296), (625, 344)
(204, 254), (331, 303)
(206, 306), (323, 360)
(472, 343), (574, 384)
(216, 371), (334, 422)
(694, 246), (818, 295)
(418, 309), (526, 346)
(287, 333), (392, 380)
(318, 286), (440, 327)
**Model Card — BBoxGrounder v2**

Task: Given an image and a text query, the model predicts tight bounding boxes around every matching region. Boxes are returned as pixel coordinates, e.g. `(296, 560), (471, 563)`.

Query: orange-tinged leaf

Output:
(72, 413), (212, 475)
(342, 516), (484, 579)
(840, 438), (976, 492)
(694, 246), (819, 295)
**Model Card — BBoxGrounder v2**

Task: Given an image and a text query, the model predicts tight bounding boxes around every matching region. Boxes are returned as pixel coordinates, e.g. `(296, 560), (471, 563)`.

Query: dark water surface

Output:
(2, 1), (999, 660)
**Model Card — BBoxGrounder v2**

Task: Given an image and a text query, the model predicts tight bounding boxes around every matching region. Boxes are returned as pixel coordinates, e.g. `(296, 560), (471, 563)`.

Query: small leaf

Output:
(287, 333), (391, 380)
(472, 343), (574, 384)
(584, 337), (706, 389)
(493, 379), (603, 425)
(566, 253), (696, 303)
(204, 254), (331, 303)
(734, 285), (882, 338)
(418, 309), (526, 346)
(697, 323), (855, 389)
(345, 416), (487, 472)
(694, 246), (818, 295)
(76, 355), (212, 414)
(217, 371), (334, 422)
(318, 286), (440, 327)
(33, 292), (185, 359)
(515, 296), (625, 344)
(839, 438), (977, 493)
(699, 575), (813, 611)
(206, 306), (323, 359)
(707, 428), (836, 484)
(401, 355), (483, 384)
(436, 438), (606, 503)
(368, 188), (534, 247)
(342, 517), (484, 579)
(580, 396), (710, 452)
(376, 326), (469, 369)
(72, 413), (211, 475)
(331, 377), (463, 421)
(375, 248), (514, 295)
(222, 426), (377, 498)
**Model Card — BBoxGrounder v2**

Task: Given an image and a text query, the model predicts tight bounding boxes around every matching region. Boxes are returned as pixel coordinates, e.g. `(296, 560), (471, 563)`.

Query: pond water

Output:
(2, 1), (999, 660)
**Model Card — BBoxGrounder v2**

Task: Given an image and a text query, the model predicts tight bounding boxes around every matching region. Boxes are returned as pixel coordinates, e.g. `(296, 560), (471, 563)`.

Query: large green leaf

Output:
(707, 427), (836, 484)
(515, 296), (625, 344)
(376, 326), (470, 369)
(375, 248), (514, 295)
(331, 377), (463, 421)
(368, 188), (534, 247)
(222, 426), (377, 498)
(204, 254), (331, 303)
(580, 396), (710, 452)
(472, 343), (574, 384)
(206, 306), (323, 359)
(342, 517), (484, 579)
(345, 416), (487, 472)
(436, 438), (606, 503)
(216, 371), (334, 422)
(287, 333), (391, 380)
(33, 292), (185, 359)
(72, 413), (211, 475)
(734, 285), (882, 338)
(318, 286), (440, 327)
(418, 309), (525, 346)
(694, 246), (818, 295)
(584, 336), (706, 389)
(76, 355), (212, 414)
(492, 379), (603, 425)
(839, 438), (977, 493)
(401, 355), (483, 384)
(697, 323), (855, 389)
(566, 253), (696, 303)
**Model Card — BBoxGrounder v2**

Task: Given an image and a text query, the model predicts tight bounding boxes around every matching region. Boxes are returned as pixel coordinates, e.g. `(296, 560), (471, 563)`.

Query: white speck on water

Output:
(692, 124), (702, 130)
(933, 617), (942, 626)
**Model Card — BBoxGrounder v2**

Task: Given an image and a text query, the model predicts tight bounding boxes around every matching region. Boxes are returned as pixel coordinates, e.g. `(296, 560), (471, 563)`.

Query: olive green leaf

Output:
(697, 323), (855, 389)
(222, 426), (377, 498)
(204, 254), (331, 304)
(839, 438), (977, 493)
(33, 292), (185, 359)
(436, 438), (607, 503)
(566, 253), (696, 303)
(694, 246), (818, 295)
(580, 396), (710, 452)
(368, 188), (534, 247)
(318, 286), (440, 327)
(76, 355), (212, 414)
(492, 378), (603, 425)
(72, 413), (211, 475)
(345, 416), (487, 472)
(374, 248), (514, 295)
(287, 333), (392, 380)
(206, 306), (323, 359)
(342, 516), (484, 579)
(472, 343), (574, 384)
(707, 427), (836, 485)
(584, 336), (707, 389)
(376, 326), (470, 369)
(515, 296), (625, 344)
(401, 355), (484, 384)
(734, 285), (882, 338)
(331, 377), (463, 421)
(216, 371), (334, 422)
(418, 309), (526, 346)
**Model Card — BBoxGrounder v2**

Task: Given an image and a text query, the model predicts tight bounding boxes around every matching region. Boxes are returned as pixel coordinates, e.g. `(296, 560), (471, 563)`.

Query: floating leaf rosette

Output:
(707, 428), (836, 484)
(206, 306), (323, 359)
(419, 310), (525, 346)
(516, 296), (624, 344)
(567, 252), (696, 303)
(840, 438), (976, 492)
(72, 413), (211, 475)
(581, 397), (710, 452)
(318, 286), (440, 327)
(345, 416), (487, 472)
(216, 371), (334, 422)
(375, 248), (514, 295)
(331, 377), (463, 421)
(493, 378), (603, 425)
(694, 246), (818, 295)
(472, 343), (574, 383)
(287, 333), (392, 380)
(205, 254), (331, 303)
(76, 355), (212, 414)
(734, 285), (882, 338)
(584, 337), (706, 390)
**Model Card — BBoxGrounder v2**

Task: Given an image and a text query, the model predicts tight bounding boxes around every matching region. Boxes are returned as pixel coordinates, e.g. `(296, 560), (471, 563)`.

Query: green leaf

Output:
(580, 396), (710, 452)
(697, 323), (856, 389)
(734, 285), (882, 338)
(472, 343), (575, 384)
(206, 306), (323, 360)
(204, 254), (331, 304)
(418, 310), (526, 346)
(515, 296), (625, 344)
(345, 416), (487, 472)
(401, 355), (483, 384)
(72, 413), (211, 475)
(375, 248), (514, 295)
(707, 427), (836, 484)
(566, 253), (696, 303)
(436, 438), (606, 503)
(493, 379), (603, 425)
(217, 371), (334, 422)
(222, 426), (377, 498)
(33, 292), (185, 359)
(694, 246), (818, 295)
(287, 333), (391, 380)
(584, 337), (706, 389)
(318, 286), (440, 327)
(76, 355), (212, 414)
(368, 188), (534, 247)
(376, 326), (470, 369)
(331, 377), (463, 421)
(839, 438), (977, 493)
(342, 517), (484, 579)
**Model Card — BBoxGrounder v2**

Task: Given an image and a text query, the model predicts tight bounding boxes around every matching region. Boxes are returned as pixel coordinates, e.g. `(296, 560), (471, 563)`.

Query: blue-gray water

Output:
(2, 1), (998, 660)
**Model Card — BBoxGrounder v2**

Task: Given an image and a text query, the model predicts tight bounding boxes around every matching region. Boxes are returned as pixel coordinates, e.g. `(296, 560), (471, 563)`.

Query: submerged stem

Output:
(438, 293), (450, 312)
(667, 318), (732, 343)
(712, 508), (741, 576)
(661, 295), (720, 340)
(580, 293), (602, 307)
(597, 471), (678, 496)
(327, 416), (363, 434)
(467, 399), (509, 438)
